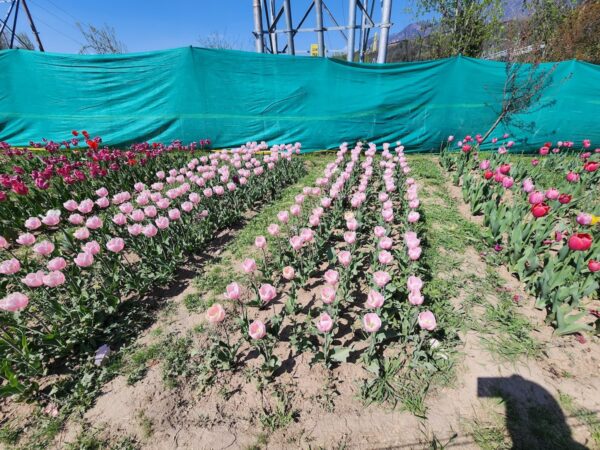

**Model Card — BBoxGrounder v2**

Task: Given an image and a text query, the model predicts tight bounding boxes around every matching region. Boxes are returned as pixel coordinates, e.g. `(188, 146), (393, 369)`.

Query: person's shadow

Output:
(477, 375), (590, 450)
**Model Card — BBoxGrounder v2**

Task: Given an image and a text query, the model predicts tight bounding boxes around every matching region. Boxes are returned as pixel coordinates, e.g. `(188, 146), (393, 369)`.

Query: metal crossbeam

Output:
(251, 0), (393, 63)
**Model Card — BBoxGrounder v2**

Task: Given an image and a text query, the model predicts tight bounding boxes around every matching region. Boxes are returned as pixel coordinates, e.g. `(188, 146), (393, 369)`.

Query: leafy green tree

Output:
(414, 0), (504, 57)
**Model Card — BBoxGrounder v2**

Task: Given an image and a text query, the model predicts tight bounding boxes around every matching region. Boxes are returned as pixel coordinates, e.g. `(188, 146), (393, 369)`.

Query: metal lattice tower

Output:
(0, 0), (44, 50)
(252, 0), (393, 63)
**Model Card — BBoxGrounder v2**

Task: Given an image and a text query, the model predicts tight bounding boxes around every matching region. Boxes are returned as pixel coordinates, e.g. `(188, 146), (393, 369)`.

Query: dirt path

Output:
(39, 155), (600, 450)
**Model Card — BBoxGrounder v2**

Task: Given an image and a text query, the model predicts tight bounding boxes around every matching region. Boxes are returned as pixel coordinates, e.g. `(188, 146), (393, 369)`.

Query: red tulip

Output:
(568, 233), (593, 251)
(558, 194), (572, 204)
(531, 203), (550, 218)
(483, 170), (493, 180)
(584, 161), (599, 172)
(589, 260), (600, 272)
(71, 130), (79, 136)
(462, 144), (471, 153)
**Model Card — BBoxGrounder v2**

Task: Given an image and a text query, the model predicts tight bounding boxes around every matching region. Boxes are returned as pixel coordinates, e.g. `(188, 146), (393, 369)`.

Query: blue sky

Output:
(5, 0), (418, 55)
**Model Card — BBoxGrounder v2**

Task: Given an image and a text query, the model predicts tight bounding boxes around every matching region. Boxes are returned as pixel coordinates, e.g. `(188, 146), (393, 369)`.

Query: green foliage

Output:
(415, 0), (504, 58)
(259, 389), (298, 431)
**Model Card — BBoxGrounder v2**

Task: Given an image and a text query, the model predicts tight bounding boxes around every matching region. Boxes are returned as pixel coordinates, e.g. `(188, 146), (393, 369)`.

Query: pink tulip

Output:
(69, 214), (85, 225)
(290, 204), (301, 217)
(300, 228), (314, 243)
(0, 236), (7, 249)
(22, 271), (45, 288)
(96, 187), (109, 197)
(408, 247), (422, 261)
(407, 211), (420, 223)
(130, 209), (145, 222)
(374, 226), (386, 238)
(43, 271), (66, 287)
(16, 233), (36, 246)
(382, 209), (394, 223)
(316, 313), (333, 333)
(408, 290), (424, 305)
(267, 224), (280, 236)
(128, 224), (143, 236)
(258, 283), (276, 303)
(74, 252), (94, 268)
(168, 209), (181, 221)
(143, 224), (158, 237)
(373, 271), (391, 288)
(33, 240), (55, 256)
(407, 275), (423, 292)
(0, 258), (20, 275)
(502, 177), (514, 189)
(249, 320), (266, 339)
(144, 205), (158, 218)
(156, 199), (170, 210)
(338, 250), (352, 267)
(344, 231), (356, 245)
(225, 282), (241, 300)
(528, 191), (545, 205)
(112, 213), (127, 226)
(73, 227), (90, 240)
(78, 199), (94, 214)
(42, 210), (60, 227)
(418, 311), (437, 331)
(96, 197), (110, 209)
(25, 217), (42, 230)
(63, 199), (78, 211)
(346, 218), (358, 231)
(106, 238), (125, 253)
(241, 258), (257, 273)
(277, 211), (289, 224)
(321, 197), (332, 208)
(206, 303), (226, 323)
(282, 266), (295, 280)
(85, 216), (103, 230)
(155, 217), (169, 229)
(255, 236), (267, 249)
(362, 313), (382, 333)
(566, 172), (580, 183)
(379, 237), (393, 250)
(0, 292), (29, 312)
(522, 178), (534, 193)
(181, 201), (194, 212)
(83, 241), (101, 255)
(378, 250), (393, 265)
(545, 188), (559, 200)
(324, 269), (339, 285)
(366, 289), (384, 309)
(577, 213), (592, 226)
(321, 285), (336, 304)
(378, 192), (389, 202)
(290, 236), (304, 251)
(47, 257), (67, 271)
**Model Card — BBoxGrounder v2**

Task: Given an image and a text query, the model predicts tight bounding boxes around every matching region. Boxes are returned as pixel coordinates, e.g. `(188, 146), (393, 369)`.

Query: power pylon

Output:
(0, 0), (44, 51)
(252, 0), (393, 63)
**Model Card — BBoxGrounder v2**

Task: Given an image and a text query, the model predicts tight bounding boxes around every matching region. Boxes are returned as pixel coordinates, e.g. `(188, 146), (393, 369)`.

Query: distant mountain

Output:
(388, 22), (431, 43)
(384, 0), (532, 45)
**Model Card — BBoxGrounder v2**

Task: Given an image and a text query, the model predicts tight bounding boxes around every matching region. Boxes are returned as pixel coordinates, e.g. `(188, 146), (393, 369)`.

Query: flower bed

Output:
(0, 132), (211, 235)
(197, 142), (447, 401)
(440, 135), (599, 335)
(0, 142), (304, 397)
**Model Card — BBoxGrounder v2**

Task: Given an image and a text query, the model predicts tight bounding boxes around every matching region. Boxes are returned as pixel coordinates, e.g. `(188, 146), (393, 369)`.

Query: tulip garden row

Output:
(0, 132), (211, 235)
(0, 141), (305, 397)
(200, 142), (444, 395)
(440, 135), (599, 335)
